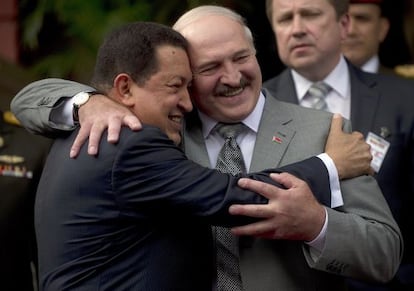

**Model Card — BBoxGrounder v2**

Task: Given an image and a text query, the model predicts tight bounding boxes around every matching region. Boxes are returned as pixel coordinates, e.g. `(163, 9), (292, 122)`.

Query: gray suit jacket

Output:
(11, 79), (402, 291)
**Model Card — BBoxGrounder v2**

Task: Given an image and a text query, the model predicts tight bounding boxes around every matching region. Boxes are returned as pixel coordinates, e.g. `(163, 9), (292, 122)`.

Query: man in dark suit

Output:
(263, 0), (414, 290)
(341, 0), (391, 74)
(32, 21), (341, 291)
(11, 5), (402, 291)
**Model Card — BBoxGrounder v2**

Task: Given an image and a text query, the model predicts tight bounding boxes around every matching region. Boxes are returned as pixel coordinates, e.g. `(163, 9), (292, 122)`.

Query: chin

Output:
(170, 135), (181, 146)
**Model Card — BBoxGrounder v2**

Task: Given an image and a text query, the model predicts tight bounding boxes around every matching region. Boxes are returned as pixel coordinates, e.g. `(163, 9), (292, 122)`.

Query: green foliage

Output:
(19, 0), (251, 82)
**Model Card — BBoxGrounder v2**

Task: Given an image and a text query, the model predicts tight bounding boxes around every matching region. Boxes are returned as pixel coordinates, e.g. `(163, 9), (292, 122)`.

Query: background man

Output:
(0, 62), (51, 291)
(263, 0), (414, 289)
(341, 0), (390, 73)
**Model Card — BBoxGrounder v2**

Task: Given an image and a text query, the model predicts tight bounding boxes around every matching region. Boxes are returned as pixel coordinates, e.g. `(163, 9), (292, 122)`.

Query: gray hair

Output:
(173, 5), (256, 51)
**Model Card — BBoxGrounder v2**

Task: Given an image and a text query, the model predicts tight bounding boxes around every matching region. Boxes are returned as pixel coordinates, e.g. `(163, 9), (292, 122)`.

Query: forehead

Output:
(272, 0), (332, 13)
(153, 45), (191, 78)
(180, 15), (252, 57)
(349, 4), (381, 16)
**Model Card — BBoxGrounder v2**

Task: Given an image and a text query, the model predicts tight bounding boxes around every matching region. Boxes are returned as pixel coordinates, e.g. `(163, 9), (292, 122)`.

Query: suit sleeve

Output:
(111, 127), (331, 227)
(11, 78), (94, 136)
(304, 170), (403, 282)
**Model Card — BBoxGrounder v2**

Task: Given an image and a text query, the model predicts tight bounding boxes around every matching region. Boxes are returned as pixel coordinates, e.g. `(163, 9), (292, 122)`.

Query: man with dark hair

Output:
(33, 21), (335, 291)
(342, 0), (391, 73)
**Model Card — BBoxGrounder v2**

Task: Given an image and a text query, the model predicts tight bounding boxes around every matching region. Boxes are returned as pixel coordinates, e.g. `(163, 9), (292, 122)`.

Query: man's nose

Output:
(220, 62), (242, 86)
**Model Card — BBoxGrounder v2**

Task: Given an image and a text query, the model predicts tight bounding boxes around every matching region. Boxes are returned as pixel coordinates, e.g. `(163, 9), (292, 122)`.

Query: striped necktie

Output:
(306, 82), (331, 111)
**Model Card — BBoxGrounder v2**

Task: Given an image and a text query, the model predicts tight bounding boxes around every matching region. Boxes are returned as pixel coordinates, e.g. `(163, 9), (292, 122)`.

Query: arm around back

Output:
(11, 78), (94, 135)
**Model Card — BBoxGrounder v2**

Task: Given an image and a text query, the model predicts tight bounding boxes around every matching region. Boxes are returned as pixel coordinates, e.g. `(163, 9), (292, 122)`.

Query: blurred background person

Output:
(341, 0), (390, 73)
(0, 60), (51, 291)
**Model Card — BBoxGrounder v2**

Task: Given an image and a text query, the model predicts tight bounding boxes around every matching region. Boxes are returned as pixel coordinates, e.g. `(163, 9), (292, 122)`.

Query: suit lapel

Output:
(348, 65), (381, 135)
(182, 110), (211, 168)
(265, 69), (299, 105)
(183, 93), (298, 173)
(250, 90), (296, 172)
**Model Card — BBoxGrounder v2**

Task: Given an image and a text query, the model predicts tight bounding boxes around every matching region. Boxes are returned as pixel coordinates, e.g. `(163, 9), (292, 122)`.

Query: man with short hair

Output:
(341, 0), (390, 73)
(264, 0), (414, 289)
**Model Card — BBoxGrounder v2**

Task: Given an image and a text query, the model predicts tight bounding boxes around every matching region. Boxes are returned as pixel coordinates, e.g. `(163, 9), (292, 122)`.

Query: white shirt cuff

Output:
(49, 96), (76, 126)
(317, 153), (343, 208)
(305, 207), (328, 260)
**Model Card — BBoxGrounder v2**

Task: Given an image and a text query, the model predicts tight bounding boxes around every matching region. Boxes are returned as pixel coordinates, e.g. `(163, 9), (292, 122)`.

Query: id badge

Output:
(366, 132), (390, 172)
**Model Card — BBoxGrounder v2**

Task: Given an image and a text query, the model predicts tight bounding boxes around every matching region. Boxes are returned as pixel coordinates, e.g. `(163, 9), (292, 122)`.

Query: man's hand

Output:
(70, 94), (141, 158)
(325, 114), (373, 179)
(229, 173), (325, 242)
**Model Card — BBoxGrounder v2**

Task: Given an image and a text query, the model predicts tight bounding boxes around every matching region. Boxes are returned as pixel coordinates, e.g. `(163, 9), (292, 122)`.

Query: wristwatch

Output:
(72, 91), (96, 125)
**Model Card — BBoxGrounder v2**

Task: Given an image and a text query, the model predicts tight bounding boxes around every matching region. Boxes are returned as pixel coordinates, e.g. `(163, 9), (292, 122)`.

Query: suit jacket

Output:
(35, 124), (330, 291)
(12, 79), (402, 290)
(183, 90), (402, 290)
(264, 65), (414, 286)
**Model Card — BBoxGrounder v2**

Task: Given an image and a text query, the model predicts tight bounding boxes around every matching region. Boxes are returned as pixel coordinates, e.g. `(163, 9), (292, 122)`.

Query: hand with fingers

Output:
(70, 94), (141, 158)
(229, 172), (325, 242)
(325, 114), (374, 179)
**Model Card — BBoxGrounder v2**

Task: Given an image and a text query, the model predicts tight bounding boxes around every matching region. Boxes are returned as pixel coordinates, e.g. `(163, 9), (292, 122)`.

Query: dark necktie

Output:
(306, 82), (331, 111)
(214, 122), (246, 291)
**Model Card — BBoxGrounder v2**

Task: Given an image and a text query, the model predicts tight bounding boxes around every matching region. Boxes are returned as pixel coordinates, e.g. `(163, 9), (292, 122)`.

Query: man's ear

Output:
(113, 73), (135, 107)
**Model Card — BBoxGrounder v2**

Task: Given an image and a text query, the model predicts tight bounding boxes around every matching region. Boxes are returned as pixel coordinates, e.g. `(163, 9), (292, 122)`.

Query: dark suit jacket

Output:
(264, 65), (414, 281)
(35, 125), (330, 291)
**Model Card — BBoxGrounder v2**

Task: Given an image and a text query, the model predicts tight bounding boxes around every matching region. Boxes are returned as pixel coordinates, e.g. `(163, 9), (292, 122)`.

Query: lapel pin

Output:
(272, 135), (283, 144)
(380, 127), (390, 138)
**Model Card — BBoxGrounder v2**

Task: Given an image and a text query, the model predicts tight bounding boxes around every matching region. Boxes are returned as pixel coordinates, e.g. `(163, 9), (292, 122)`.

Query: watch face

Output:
(74, 92), (90, 106)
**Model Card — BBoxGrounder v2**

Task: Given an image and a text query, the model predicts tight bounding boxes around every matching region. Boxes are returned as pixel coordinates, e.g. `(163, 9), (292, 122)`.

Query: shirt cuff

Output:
(49, 96), (77, 127)
(305, 207), (328, 260)
(317, 153), (343, 208)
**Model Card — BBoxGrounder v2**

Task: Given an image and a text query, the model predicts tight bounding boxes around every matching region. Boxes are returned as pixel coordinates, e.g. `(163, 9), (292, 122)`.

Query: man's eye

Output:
(235, 55), (250, 63)
(197, 66), (218, 76)
(277, 15), (292, 24)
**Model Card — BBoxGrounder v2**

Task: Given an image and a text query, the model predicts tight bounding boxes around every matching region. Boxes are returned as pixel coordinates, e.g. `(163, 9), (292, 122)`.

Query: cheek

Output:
(192, 78), (216, 99)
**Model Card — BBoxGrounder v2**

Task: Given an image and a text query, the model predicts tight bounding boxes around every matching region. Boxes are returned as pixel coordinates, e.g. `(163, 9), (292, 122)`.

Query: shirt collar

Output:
(199, 92), (265, 138)
(291, 55), (350, 101)
(361, 55), (379, 73)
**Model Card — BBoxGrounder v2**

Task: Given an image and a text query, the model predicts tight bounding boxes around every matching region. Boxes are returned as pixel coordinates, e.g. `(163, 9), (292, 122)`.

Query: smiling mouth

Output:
(169, 115), (183, 125)
(220, 87), (244, 97)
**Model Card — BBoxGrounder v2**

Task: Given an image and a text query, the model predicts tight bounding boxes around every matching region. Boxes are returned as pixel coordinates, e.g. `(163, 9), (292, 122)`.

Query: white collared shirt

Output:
(292, 56), (352, 119)
(361, 55), (380, 73)
(198, 93), (265, 171)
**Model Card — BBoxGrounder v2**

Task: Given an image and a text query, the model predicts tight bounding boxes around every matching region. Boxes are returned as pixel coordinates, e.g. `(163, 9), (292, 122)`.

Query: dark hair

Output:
(91, 21), (188, 91)
(265, 0), (349, 24)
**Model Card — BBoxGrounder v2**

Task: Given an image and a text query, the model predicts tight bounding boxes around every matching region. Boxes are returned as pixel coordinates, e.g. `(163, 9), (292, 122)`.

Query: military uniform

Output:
(0, 110), (51, 291)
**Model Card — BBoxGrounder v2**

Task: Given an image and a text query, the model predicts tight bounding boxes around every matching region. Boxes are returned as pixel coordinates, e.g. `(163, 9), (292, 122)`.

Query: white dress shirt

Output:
(292, 56), (352, 119)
